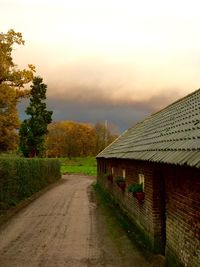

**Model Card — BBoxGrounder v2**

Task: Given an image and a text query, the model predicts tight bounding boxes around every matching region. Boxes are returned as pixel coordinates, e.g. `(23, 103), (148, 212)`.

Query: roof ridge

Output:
(149, 88), (200, 118)
(97, 88), (200, 168)
(124, 88), (200, 133)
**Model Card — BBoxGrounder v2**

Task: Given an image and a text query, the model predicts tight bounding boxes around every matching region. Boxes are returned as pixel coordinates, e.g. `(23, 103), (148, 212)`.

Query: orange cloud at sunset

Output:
(2, 0), (200, 129)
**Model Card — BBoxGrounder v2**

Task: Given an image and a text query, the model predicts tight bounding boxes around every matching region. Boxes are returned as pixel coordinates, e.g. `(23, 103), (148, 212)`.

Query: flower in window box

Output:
(128, 183), (145, 203)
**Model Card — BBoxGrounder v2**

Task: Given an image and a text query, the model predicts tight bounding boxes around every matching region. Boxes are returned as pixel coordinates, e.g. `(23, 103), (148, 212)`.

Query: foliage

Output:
(0, 157), (61, 213)
(0, 29), (35, 152)
(19, 77), (52, 157)
(0, 84), (19, 151)
(115, 176), (125, 183)
(128, 183), (143, 193)
(46, 121), (96, 158)
(46, 121), (119, 157)
(60, 157), (96, 176)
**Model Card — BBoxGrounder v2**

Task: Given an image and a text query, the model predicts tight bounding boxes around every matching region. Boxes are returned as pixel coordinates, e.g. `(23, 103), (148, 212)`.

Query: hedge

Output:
(0, 157), (61, 213)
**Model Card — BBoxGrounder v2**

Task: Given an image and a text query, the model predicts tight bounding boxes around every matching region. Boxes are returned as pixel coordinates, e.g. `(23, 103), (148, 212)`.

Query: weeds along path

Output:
(0, 175), (151, 267)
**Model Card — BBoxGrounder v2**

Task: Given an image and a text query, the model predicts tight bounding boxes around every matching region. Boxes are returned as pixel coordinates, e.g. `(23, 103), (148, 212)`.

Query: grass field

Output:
(59, 157), (97, 176)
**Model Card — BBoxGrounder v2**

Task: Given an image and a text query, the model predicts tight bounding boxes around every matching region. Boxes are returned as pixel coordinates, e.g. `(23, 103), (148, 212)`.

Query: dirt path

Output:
(0, 175), (152, 267)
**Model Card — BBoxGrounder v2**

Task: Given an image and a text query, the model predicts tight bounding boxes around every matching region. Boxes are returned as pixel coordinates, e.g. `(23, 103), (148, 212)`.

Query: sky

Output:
(1, 0), (200, 131)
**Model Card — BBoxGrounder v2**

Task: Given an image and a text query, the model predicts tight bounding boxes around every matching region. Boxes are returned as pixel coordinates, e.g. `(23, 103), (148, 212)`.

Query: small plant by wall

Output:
(0, 157), (61, 213)
(128, 183), (145, 203)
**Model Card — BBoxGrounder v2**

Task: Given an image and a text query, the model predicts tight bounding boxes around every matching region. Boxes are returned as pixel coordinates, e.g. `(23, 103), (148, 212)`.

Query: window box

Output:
(104, 173), (113, 183)
(107, 174), (113, 183)
(128, 183), (145, 203)
(133, 192), (145, 203)
(115, 176), (126, 192)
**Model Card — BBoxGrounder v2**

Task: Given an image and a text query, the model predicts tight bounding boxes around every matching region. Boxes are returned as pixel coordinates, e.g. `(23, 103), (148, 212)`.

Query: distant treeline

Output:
(45, 121), (119, 158)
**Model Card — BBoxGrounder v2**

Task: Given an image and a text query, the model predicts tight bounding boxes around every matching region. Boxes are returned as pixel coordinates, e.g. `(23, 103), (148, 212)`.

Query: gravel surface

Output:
(0, 175), (152, 267)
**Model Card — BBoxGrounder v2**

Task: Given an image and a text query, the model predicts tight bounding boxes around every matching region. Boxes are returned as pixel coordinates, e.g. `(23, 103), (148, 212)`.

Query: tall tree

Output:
(19, 77), (52, 157)
(0, 29), (35, 152)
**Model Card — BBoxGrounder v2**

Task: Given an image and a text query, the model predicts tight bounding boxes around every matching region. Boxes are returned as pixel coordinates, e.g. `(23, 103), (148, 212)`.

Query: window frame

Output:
(139, 173), (145, 191)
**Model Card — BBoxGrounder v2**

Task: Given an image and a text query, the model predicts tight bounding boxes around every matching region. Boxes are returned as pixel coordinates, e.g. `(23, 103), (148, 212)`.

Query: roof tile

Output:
(97, 89), (200, 168)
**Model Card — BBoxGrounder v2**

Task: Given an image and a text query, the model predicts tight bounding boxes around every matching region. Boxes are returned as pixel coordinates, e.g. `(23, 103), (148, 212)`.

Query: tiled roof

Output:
(97, 89), (200, 168)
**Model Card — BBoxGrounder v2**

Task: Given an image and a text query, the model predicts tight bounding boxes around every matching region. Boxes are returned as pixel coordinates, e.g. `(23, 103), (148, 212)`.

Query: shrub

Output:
(128, 183), (143, 193)
(0, 157), (61, 213)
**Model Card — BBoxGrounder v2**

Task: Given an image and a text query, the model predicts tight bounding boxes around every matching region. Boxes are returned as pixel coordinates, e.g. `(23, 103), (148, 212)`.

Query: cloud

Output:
(46, 98), (149, 131)
(47, 81), (182, 111)
(44, 58), (183, 109)
(16, 51), (187, 132)
(18, 64), (183, 132)
(43, 88), (181, 131)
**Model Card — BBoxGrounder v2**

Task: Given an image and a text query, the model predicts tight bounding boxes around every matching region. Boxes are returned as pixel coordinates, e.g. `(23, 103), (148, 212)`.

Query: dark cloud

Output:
(48, 99), (148, 131)
(16, 52), (185, 132)
(18, 89), (182, 132)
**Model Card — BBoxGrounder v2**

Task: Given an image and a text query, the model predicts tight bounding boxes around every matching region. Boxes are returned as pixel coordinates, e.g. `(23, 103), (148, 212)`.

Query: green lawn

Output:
(59, 157), (97, 176)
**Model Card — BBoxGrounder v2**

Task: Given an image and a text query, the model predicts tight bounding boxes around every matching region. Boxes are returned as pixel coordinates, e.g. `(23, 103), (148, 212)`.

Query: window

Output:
(139, 174), (144, 190)
(122, 169), (126, 179)
(111, 167), (114, 175)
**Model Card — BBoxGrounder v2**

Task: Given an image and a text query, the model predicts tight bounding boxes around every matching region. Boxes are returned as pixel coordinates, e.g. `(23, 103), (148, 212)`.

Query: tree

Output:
(94, 122), (119, 154)
(0, 29), (35, 152)
(46, 121), (96, 158)
(45, 120), (119, 157)
(19, 77), (52, 157)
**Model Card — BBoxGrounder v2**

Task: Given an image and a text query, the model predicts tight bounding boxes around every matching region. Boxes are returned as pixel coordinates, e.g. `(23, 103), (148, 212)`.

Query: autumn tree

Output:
(19, 77), (52, 157)
(46, 121), (119, 157)
(0, 29), (35, 152)
(46, 121), (96, 158)
(45, 122), (66, 157)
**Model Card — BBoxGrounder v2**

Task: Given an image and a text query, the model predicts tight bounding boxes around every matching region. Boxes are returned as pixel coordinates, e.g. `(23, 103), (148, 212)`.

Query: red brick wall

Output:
(97, 158), (200, 267)
(164, 165), (200, 267)
(97, 158), (164, 252)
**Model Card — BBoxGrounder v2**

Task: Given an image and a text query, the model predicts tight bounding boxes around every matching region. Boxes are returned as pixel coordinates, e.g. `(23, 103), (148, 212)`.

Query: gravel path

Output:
(0, 175), (152, 267)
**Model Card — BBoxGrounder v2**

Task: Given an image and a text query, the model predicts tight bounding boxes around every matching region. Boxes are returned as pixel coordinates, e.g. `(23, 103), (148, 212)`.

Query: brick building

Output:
(97, 89), (200, 267)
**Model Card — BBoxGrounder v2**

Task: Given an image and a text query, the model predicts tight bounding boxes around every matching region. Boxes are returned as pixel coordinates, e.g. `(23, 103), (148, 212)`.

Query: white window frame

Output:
(139, 173), (145, 190)
(122, 169), (126, 179)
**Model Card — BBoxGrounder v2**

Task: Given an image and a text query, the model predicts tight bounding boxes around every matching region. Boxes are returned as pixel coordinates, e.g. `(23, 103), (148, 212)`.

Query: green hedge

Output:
(0, 157), (61, 213)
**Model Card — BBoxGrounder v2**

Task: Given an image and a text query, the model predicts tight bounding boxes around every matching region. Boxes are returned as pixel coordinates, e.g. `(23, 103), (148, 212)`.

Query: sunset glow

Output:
(2, 0), (200, 129)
